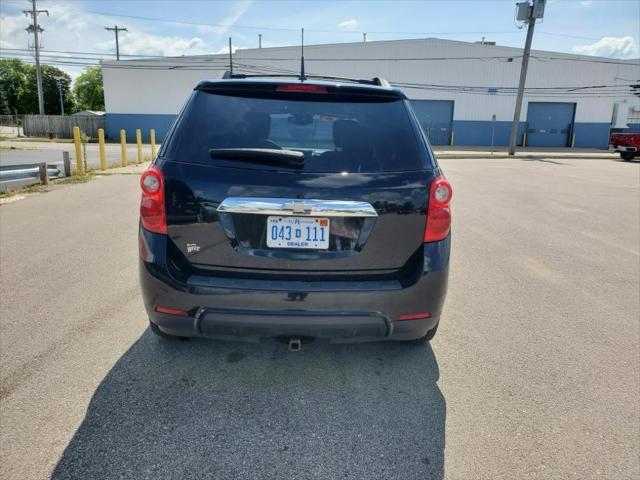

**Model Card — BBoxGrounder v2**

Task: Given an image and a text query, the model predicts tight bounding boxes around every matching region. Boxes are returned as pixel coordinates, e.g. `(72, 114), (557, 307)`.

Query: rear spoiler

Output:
(222, 72), (391, 88)
(196, 79), (407, 100)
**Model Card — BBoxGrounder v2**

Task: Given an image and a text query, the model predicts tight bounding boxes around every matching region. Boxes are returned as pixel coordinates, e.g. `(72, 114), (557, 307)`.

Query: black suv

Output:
(139, 77), (451, 345)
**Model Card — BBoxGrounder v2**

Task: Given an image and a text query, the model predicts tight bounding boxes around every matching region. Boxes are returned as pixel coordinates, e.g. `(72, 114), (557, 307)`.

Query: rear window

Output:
(163, 89), (428, 172)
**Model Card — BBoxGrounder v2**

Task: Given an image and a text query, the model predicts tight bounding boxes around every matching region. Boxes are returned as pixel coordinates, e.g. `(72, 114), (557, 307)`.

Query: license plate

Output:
(266, 216), (330, 249)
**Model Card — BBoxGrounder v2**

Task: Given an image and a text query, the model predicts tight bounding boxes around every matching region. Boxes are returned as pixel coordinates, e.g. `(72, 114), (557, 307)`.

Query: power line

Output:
(0, 0), (626, 42)
(48, 7), (528, 36)
(3, 53), (637, 90)
(0, 48), (166, 58)
(24, 5), (604, 40)
(3, 49), (637, 77)
(3, 47), (636, 66)
(3, 55), (635, 97)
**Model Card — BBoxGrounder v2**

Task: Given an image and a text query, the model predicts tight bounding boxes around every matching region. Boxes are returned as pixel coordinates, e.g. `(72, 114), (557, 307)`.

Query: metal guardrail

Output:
(0, 163), (64, 193)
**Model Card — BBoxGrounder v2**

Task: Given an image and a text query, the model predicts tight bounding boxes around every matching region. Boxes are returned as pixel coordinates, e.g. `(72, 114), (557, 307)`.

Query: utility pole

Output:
(508, 0), (546, 155)
(55, 78), (64, 115)
(258, 33), (262, 48)
(24, 0), (48, 115)
(105, 25), (128, 60)
(228, 37), (233, 76)
(300, 28), (306, 81)
(363, 32), (367, 43)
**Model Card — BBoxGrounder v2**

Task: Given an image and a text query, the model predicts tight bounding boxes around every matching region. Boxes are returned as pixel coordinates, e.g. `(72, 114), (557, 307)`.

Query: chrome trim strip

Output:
(217, 197), (378, 217)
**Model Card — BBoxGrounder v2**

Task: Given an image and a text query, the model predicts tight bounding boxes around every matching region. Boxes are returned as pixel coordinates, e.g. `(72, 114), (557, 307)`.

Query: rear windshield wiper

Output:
(209, 148), (304, 168)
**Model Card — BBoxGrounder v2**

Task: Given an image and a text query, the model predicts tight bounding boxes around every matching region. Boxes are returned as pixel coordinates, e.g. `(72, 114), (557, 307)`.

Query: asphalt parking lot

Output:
(1, 156), (638, 480)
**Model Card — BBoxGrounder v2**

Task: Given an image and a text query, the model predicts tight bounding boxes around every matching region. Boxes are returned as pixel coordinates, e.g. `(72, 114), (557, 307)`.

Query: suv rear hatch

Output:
(159, 80), (436, 277)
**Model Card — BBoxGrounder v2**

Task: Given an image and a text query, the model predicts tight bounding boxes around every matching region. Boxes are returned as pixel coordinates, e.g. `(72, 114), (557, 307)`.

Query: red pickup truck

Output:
(610, 132), (640, 161)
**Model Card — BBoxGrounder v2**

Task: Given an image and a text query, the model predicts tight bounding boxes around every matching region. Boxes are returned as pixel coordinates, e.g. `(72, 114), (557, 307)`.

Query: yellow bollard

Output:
(73, 126), (84, 176)
(120, 129), (128, 167)
(98, 128), (107, 171)
(136, 129), (143, 164)
(450, 130), (455, 146)
(150, 129), (157, 159)
(522, 131), (527, 147)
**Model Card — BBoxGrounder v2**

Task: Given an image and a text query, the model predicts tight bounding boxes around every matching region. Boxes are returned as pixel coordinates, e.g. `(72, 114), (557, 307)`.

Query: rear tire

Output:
(149, 319), (173, 338)
(411, 322), (439, 344)
(621, 152), (635, 161)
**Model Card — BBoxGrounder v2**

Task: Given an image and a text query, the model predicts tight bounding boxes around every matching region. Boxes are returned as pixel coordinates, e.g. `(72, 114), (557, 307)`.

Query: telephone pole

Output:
(105, 25), (128, 60)
(23, 0), (48, 115)
(228, 37), (233, 76)
(508, 0), (546, 155)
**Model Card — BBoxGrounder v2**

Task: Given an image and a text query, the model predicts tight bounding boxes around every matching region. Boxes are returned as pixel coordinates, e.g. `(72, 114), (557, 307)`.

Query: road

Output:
(1, 157), (638, 480)
(0, 141), (154, 170)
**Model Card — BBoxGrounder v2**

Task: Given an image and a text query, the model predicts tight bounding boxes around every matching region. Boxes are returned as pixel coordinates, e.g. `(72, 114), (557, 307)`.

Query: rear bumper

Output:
(139, 227), (449, 342)
(610, 145), (638, 153)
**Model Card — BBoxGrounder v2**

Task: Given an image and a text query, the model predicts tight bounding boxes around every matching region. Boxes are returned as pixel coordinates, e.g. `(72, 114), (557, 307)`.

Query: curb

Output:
(435, 153), (619, 160)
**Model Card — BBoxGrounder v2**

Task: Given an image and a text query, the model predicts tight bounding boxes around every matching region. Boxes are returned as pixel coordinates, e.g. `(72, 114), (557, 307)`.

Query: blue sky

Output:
(1, 0), (639, 78)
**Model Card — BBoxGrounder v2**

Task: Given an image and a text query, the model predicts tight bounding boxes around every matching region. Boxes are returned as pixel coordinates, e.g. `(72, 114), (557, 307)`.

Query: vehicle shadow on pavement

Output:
(51, 330), (445, 480)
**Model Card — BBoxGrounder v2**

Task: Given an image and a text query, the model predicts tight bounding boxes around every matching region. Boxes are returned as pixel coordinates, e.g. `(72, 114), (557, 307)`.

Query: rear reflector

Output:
(155, 306), (189, 317)
(277, 84), (327, 93)
(398, 312), (432, 321)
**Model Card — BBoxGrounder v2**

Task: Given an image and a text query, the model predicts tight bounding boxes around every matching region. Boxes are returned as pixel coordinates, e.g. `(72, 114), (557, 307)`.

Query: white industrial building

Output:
(102, 38), (640, 148)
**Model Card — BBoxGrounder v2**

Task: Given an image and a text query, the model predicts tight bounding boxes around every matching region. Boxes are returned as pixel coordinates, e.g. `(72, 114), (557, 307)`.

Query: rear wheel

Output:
(411, 322), (439, 344)
(149, 319), (173, 338)
(621, 152), (636, 161)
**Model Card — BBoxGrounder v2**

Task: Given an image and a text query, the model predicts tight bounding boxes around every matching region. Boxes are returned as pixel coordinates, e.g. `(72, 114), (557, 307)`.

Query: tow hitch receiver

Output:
(289, 338), (302, 351)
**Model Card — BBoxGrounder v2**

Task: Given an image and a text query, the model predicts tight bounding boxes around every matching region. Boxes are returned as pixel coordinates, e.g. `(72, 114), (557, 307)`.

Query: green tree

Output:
(22, 64), (74, 115)
(0, 58), (31, 115)
(73, 66), (104, 111)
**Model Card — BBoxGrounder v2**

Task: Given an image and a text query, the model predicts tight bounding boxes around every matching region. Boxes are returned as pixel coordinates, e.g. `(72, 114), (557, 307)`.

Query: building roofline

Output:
(101, 37), (640, 66)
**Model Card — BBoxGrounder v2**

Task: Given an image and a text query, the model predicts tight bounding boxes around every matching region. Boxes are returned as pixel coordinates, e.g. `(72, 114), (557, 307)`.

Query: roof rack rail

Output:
(222, 72), (391, 87)
(372, 77), (390, 87)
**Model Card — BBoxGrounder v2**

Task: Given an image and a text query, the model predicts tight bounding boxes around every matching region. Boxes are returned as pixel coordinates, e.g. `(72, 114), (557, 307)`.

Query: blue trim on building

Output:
(452, 120), (612, 148)
(572, 123), (611, 148)
(105, 113), (177, 142)
(452, 121), (526, 146)
(106, 113), (615, 149)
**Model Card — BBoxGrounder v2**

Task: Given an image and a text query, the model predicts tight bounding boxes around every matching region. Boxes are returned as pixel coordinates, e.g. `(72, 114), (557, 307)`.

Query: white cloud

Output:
(337, 19), (358, 30)
(94, 32), (210, 57)
(0, 2), (235, 78)
(580, 0), (593, 6)
(213, 45), (246, 55)
(0, 15), (29, 49)
(572, 36), (639, 59)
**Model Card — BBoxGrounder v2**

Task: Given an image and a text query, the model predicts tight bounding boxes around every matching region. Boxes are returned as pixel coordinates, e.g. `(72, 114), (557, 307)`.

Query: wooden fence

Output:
(22, 115), (105, 139)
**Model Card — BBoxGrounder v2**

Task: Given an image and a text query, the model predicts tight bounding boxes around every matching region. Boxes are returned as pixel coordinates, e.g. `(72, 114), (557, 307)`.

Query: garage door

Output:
(410, 100), (454, 145)
(526, 102), (576, 147)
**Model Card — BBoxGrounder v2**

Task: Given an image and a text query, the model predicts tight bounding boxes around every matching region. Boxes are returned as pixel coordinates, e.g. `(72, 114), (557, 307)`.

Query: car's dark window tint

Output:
(164, 90), (427, 172)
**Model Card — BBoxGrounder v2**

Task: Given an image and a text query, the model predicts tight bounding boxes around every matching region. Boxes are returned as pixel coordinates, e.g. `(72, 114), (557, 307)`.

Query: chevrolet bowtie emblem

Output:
(283, 201), (313, 214)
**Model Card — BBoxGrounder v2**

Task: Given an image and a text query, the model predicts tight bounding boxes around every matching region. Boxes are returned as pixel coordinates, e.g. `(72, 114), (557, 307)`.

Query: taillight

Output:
(140, 164), (167, 234)
(277, 84), (327, 93)
(424, 176), (452, 242)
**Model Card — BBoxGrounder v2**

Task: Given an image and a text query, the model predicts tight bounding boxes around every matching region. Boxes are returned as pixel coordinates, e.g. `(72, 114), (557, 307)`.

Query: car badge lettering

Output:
(186, 243), (201, 253)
